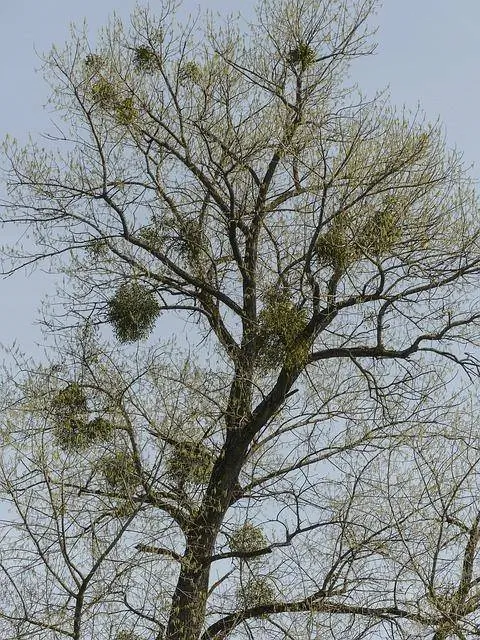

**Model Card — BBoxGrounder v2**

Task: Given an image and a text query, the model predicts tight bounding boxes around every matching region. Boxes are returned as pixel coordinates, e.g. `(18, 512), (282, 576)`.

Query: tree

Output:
(2, 0), (480, 638)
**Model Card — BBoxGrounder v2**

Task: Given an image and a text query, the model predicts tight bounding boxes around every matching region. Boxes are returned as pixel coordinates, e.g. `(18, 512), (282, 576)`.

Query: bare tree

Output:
(2, 0), (480, 638)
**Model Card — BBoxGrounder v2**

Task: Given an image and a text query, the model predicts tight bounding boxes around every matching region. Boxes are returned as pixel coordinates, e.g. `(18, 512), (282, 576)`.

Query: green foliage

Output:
(178, 219), (206, 268)
(136, 226), (164, 250)
(315, 216), (357, 270)
(238, 577), (275, 609)
(84, 54), (103, 72)
(91, 78), (117, 107)
(100, 451), (141, 490)
(53, 417), (88, 451)
(51, 385), (114, 450)
(4, 1), (478, 637)
(89, 65), (137, 125)
(88, 416), (115, 439)
(166, 441), (215, 485)
(86, 238), (109, 259)
(134, 46), (160, 73)
(107, 282), (160, 343)
(229, 522), (267, 554)
(90, 75), (137, 125)
(53, 416), (114, 451)
(316, 203), (402, 267)
(358, 203), (402, 257)
(287, 41), (317, 68)
(180, 61), (202, 84)
(257, 291), (309, 370)
(114, 97), (138, 126)
(51, 383), (87, 416)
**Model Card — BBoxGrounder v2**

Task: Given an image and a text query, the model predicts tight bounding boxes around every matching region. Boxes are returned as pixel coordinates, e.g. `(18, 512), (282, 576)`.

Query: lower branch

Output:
(202, 596), (436, 639)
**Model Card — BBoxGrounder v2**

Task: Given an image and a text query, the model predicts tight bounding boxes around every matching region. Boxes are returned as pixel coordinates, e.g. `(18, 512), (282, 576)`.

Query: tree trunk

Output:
(164, 429), (253, 640)
(164, 548), (211, 640)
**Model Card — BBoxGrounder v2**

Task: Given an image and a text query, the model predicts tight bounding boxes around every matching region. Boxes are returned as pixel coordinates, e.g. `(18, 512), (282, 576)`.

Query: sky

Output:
(0, 0), (479, 359)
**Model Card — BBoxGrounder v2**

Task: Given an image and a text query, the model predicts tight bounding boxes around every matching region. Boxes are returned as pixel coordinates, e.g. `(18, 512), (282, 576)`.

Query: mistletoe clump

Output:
(107, 282), (160, 343)
(84, 54), (103, 72)
(51, 384), (85, 450)
(51, 383), (87, 416)
(53, 417), (89, 451)
(133, 46), (160, 73)
(358, 202), (402, 257)
(114, 96), (138, 126)
(136, 225), (164, 250)
(287, 41), (317, 68)
(166, 441), (215, 485)
(238, 577), (275, 609)
(229, 522), (268, 555)
(54, 417), (114, 451)
(180, 61), (202, 84)
(51, 384), (115, 451)
(315, 215), (359, 270)
(100, 451), (141, 490)
(177, 219), (207, 269)
(53, 415), (114, 451)
(257, 291), (309, 370)
(88, 416), (115, 439)
(91, 77), (117, 107)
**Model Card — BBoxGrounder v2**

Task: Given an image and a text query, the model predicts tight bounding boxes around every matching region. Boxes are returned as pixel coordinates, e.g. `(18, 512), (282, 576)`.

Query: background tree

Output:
(2, 0), (480, 639)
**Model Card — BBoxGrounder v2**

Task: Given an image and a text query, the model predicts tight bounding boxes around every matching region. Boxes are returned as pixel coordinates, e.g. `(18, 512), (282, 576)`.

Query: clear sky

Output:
(1, 0), (479, 357)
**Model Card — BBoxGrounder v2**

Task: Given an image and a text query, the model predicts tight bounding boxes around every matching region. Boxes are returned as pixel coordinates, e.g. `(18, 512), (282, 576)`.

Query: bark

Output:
(164, 548), (211, 640)
(164, 413), (254, 639)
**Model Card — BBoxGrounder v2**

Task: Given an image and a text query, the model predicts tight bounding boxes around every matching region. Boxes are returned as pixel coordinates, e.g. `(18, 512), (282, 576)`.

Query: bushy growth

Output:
(238, 577), (275, 608)
(358, 204), (402, 257)
(107, 282), (160, 343)
(53, 416), (114, 451)
(166, 441), (215, 485)
(316, 203), (403, 268)
(287, 41), (317, 68)
(51, 383), (87, 416)
(100, 451), (141, 490)
(91, 78), (117, 107)
(257, 291), (309, 370)
(51, 385), (114, 450)
(229, 522), (268, 554)
(316, 216), (355, 270)
(134, 46), (160, 73)
(180, 61), (202, 84)
(114, 96), (138, 125)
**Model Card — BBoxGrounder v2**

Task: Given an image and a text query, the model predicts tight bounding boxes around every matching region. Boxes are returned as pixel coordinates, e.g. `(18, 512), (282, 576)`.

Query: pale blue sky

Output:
(1, 1), (479, 356)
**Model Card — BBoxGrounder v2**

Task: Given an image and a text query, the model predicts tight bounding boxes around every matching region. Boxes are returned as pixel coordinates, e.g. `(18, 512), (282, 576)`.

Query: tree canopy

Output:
(2, 1), (480, 639)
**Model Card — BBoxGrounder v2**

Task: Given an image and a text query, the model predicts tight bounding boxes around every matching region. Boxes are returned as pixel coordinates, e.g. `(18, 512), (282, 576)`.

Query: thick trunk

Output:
(164, 549), (210, 640)
(164, 432), (252, 640)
